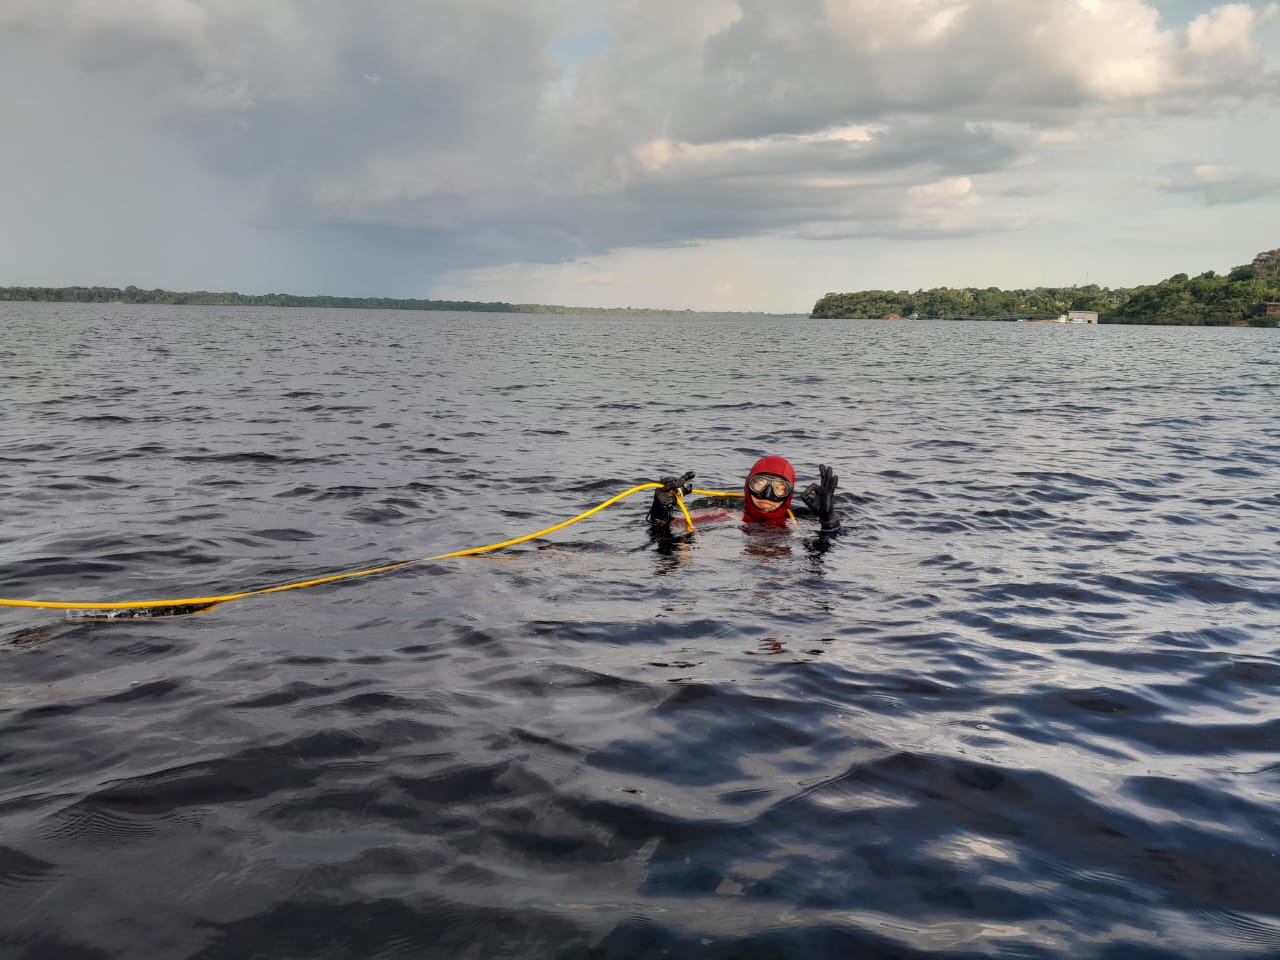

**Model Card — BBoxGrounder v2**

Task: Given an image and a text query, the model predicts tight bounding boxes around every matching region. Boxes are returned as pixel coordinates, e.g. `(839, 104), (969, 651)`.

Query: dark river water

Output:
(2, 302), (1278, 959)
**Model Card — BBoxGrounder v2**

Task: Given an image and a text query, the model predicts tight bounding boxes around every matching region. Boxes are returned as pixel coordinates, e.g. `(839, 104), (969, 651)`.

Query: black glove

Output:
(800, 464), (841, 532)
(648, 471), (695, 524)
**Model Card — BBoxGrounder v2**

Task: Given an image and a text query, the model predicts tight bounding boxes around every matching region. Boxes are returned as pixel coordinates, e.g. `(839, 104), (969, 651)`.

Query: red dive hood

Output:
(743, 455), (796, 523)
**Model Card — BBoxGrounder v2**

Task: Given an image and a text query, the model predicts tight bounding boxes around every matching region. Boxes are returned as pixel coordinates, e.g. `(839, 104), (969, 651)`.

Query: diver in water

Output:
(646, 456), (842, 535)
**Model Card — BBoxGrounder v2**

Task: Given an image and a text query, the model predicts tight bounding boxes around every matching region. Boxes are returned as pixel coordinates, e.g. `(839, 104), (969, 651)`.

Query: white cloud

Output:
(1151, 160), (1280, 204)
(1186, 3), (1271, 55)
(908, 176), (979, 208)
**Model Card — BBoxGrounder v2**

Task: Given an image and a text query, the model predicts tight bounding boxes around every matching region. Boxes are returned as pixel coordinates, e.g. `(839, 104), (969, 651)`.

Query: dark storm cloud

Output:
(324, 117), (1026, 264)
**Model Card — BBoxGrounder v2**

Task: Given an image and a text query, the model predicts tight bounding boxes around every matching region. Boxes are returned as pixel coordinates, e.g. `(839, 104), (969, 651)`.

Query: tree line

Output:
(0, 285), (522, 313)
(811, 248), (1280, 326)
(0, 285), (768, 318)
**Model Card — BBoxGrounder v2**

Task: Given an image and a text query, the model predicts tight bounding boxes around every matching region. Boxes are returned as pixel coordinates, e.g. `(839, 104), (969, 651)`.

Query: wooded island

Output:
(811, 248), (1280, 326)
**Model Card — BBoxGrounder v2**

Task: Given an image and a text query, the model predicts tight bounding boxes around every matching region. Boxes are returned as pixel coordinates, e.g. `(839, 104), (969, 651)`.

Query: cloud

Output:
(1, 0), (1278, 299)
(795, 173), (1029, 240)
(634, 0), (1278, 142)
(1151, 161), (1280, 204)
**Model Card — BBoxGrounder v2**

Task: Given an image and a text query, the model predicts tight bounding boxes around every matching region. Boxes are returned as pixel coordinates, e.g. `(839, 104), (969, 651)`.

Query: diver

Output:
(646, 456), (842, 535)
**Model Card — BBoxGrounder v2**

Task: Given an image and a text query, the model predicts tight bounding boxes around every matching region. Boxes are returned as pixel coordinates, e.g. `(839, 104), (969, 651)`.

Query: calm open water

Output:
(1, 302), (1278, 959)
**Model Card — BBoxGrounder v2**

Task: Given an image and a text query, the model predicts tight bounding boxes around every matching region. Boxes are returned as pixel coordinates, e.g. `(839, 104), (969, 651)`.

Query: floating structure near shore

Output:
(1017, 310), (1099, 324)
(876, 310), (1100, 323)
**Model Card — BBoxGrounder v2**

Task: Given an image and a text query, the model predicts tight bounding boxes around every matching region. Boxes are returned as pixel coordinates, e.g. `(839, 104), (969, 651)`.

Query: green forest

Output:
(810, 248), (1280, 326)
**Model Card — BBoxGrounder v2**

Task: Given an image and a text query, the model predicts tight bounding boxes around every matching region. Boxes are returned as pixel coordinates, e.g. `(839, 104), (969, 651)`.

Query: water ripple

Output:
(1, 304), (1278, 959)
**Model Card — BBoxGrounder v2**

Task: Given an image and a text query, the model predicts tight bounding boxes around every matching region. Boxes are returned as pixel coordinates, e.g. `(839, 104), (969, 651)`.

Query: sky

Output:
(1, 0), (1278, 313)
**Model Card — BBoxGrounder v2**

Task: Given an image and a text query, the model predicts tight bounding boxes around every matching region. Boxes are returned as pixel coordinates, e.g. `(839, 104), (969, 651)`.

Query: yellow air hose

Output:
(0, 482), (760, 619)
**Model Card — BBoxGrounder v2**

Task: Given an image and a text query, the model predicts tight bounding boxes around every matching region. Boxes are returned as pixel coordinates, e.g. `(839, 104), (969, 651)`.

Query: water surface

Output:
(2, 302), (1278, 958)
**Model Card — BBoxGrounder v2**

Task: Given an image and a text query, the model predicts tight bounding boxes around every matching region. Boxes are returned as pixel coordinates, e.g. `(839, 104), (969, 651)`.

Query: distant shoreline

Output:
(0, 285), (798, 319)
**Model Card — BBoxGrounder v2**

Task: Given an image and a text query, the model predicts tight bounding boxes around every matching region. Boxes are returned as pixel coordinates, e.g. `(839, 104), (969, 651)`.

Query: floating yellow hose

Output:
(675, 488), (696, 530)
(0, 481), (753, 618)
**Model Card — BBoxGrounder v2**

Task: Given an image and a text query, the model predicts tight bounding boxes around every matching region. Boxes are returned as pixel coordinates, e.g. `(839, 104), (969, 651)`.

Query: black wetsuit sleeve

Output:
(792, 503), (841, 535)
(647, 473), (693, 526)
(647, 492), (674, 526)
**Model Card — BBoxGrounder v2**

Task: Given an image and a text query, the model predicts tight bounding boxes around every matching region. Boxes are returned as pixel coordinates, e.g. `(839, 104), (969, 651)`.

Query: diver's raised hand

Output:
(800, 464), (841, 532)
(663, 471), (695, 493)
(649, 471), (694, 523)
(654, 471), (694, 507)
